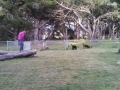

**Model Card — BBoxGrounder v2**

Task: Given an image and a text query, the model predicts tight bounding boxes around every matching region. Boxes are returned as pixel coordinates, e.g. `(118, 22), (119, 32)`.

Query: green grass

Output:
(0, 41), (120, 90)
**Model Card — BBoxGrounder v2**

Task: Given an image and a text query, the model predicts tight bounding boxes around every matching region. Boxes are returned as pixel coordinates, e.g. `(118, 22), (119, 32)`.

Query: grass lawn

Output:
(0, 42), (120, 90)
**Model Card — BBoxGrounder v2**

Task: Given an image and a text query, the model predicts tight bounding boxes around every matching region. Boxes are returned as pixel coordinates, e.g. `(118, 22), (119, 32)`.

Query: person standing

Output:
(18, 31), (26, 52)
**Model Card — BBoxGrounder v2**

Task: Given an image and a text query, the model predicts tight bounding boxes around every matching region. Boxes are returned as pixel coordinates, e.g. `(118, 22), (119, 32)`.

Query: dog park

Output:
(0, 39), (120, 90)
(0, 0), (120, 90)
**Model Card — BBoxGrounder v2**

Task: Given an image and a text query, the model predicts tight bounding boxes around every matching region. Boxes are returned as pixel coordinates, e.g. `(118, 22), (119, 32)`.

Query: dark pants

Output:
(19, 40), (24, 52)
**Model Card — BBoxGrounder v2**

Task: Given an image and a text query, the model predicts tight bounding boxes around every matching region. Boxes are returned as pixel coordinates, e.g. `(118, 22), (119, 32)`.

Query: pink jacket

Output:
(18, 31), (25, 40)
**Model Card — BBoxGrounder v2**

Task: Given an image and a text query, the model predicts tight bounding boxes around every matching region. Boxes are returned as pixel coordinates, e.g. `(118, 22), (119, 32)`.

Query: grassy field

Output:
(0, 41), (120, 90)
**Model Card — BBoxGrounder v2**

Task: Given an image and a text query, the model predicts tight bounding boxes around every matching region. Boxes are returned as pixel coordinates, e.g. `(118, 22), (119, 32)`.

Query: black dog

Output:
(71, 44), (77, 50)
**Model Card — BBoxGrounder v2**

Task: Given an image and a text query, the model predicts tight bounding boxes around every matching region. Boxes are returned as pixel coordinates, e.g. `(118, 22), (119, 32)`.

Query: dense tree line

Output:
(0, 0), (119, 45)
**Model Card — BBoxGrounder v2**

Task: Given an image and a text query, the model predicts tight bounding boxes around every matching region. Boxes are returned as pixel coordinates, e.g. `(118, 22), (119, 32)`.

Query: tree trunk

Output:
(33, 19), (39, 44)
(108, 25), (112, 40)
(0, 50), (37, 61)
(77, 26), (80, 40)
(14, 31), (17, 41)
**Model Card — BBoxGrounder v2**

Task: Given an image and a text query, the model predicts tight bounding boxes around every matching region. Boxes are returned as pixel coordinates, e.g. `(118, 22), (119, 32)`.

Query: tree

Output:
(55, 0), (119, 45)
(0, 0), (33, 40)
(0, 0), (119, 43)
(0, 0), (56, 41)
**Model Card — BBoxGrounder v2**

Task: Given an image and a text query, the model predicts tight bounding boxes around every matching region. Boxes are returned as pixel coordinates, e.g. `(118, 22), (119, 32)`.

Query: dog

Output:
(71, 44), (77, 50)
(82, 43), (90, 49)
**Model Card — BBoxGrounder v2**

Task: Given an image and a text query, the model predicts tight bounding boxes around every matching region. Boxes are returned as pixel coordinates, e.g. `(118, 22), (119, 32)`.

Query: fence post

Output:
(38, 40), (41, 50)
(7, 41), (9, 51)
(64, 39), (68, 50)
(30, 41), (32, 50)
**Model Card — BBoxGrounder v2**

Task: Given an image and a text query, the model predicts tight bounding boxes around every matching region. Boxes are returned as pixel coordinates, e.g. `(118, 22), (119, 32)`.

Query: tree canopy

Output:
(0, 0), (119, 41)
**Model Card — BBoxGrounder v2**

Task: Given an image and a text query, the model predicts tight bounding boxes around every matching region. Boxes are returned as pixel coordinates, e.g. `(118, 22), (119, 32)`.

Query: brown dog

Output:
(82, 43), (90, 49)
